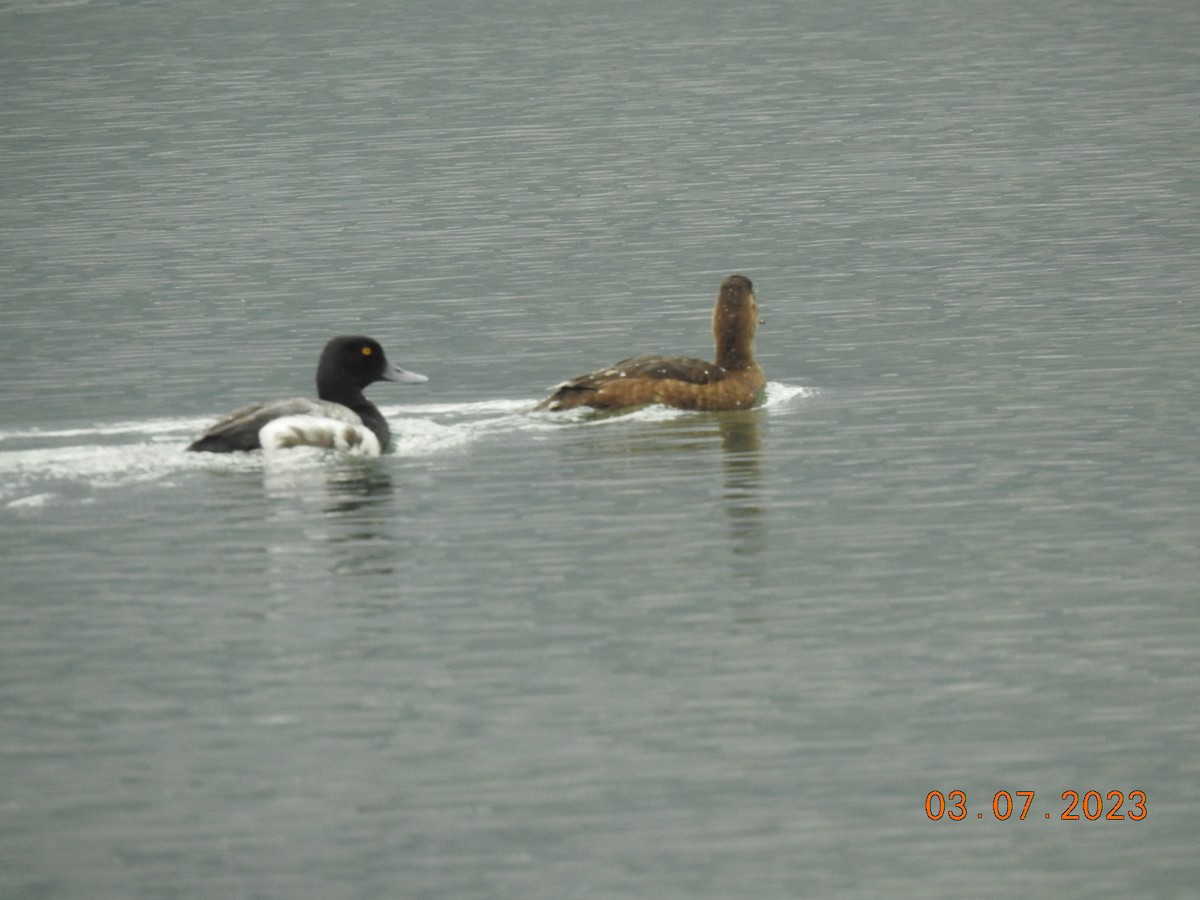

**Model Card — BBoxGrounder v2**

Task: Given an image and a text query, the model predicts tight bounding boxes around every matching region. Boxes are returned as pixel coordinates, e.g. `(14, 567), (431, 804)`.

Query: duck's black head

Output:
(316, 336), (428, 403)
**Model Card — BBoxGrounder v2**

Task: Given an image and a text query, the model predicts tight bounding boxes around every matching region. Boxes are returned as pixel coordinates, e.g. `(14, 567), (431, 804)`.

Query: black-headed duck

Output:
(535, 274), (765, 412)
(187, 335), (427, 454)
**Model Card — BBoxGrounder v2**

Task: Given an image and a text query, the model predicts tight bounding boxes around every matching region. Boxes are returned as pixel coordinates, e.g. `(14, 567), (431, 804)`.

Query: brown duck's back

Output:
(537, 354), (765, 411)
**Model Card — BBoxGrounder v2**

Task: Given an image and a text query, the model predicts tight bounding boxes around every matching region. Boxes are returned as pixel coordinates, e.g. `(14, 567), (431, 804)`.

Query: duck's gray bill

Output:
(382, 361), (429, 384)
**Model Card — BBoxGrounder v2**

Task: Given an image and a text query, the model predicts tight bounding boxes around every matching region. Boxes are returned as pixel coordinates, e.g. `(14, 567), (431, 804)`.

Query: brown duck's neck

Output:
(714, 323), (756, 370)
(717, 348), (755, 370)
(712, 294), (758, 370)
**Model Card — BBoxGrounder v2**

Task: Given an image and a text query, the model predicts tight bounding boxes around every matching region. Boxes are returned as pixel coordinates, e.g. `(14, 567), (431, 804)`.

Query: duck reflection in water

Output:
(261, 460), (401, 580)
(716, 410), (767, 574)
(550, 409), (768, 573)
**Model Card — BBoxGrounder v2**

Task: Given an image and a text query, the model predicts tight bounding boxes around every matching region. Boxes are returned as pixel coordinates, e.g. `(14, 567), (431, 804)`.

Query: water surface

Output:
(2, 0), (1199, 897)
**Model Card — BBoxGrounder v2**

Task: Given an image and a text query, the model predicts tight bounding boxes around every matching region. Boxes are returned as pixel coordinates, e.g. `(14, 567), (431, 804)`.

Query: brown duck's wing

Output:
(535, 355), (729, 411)
(571, 355), (728, 387)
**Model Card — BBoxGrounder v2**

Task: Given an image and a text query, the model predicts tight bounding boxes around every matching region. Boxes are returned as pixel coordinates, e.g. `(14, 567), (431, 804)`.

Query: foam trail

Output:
(0, 418), (205, 443)
(762, 382), (817, 407)
(1, 386), (814, 508)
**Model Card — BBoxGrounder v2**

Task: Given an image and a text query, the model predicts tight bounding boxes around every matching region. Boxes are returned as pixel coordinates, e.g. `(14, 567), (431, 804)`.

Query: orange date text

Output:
(925, 789), (1146, 822)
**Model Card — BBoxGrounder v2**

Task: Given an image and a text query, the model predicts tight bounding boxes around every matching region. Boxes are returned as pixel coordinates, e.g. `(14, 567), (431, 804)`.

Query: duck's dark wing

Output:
(187, 398), (360, 452)
(556, 354), (727, 390)
(535, 354), (728, 411)
(598, 355), (728, 384)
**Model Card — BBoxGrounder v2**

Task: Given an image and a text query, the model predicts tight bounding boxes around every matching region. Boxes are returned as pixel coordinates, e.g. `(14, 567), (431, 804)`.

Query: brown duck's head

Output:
(712, 274), (759, 369)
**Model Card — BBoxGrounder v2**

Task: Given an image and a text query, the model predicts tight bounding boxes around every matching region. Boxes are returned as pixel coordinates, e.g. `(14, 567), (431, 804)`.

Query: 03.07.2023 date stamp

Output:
(925, 789), (1147, 822)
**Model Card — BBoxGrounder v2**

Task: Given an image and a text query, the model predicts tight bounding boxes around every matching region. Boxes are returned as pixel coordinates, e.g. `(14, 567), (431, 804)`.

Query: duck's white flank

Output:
(259, 414), (382, 456)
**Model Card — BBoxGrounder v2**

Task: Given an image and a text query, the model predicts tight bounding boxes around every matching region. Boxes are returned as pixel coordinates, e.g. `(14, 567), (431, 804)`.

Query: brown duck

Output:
(535, 274), (765, 412)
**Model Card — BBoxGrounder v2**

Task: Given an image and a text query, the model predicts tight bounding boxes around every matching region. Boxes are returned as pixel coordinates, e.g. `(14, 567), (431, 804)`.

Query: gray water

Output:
(2, 0), (1199, 897)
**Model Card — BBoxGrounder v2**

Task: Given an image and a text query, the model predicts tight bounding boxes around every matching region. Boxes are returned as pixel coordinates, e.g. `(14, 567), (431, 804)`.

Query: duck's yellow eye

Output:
(361, 346), (373, 357)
